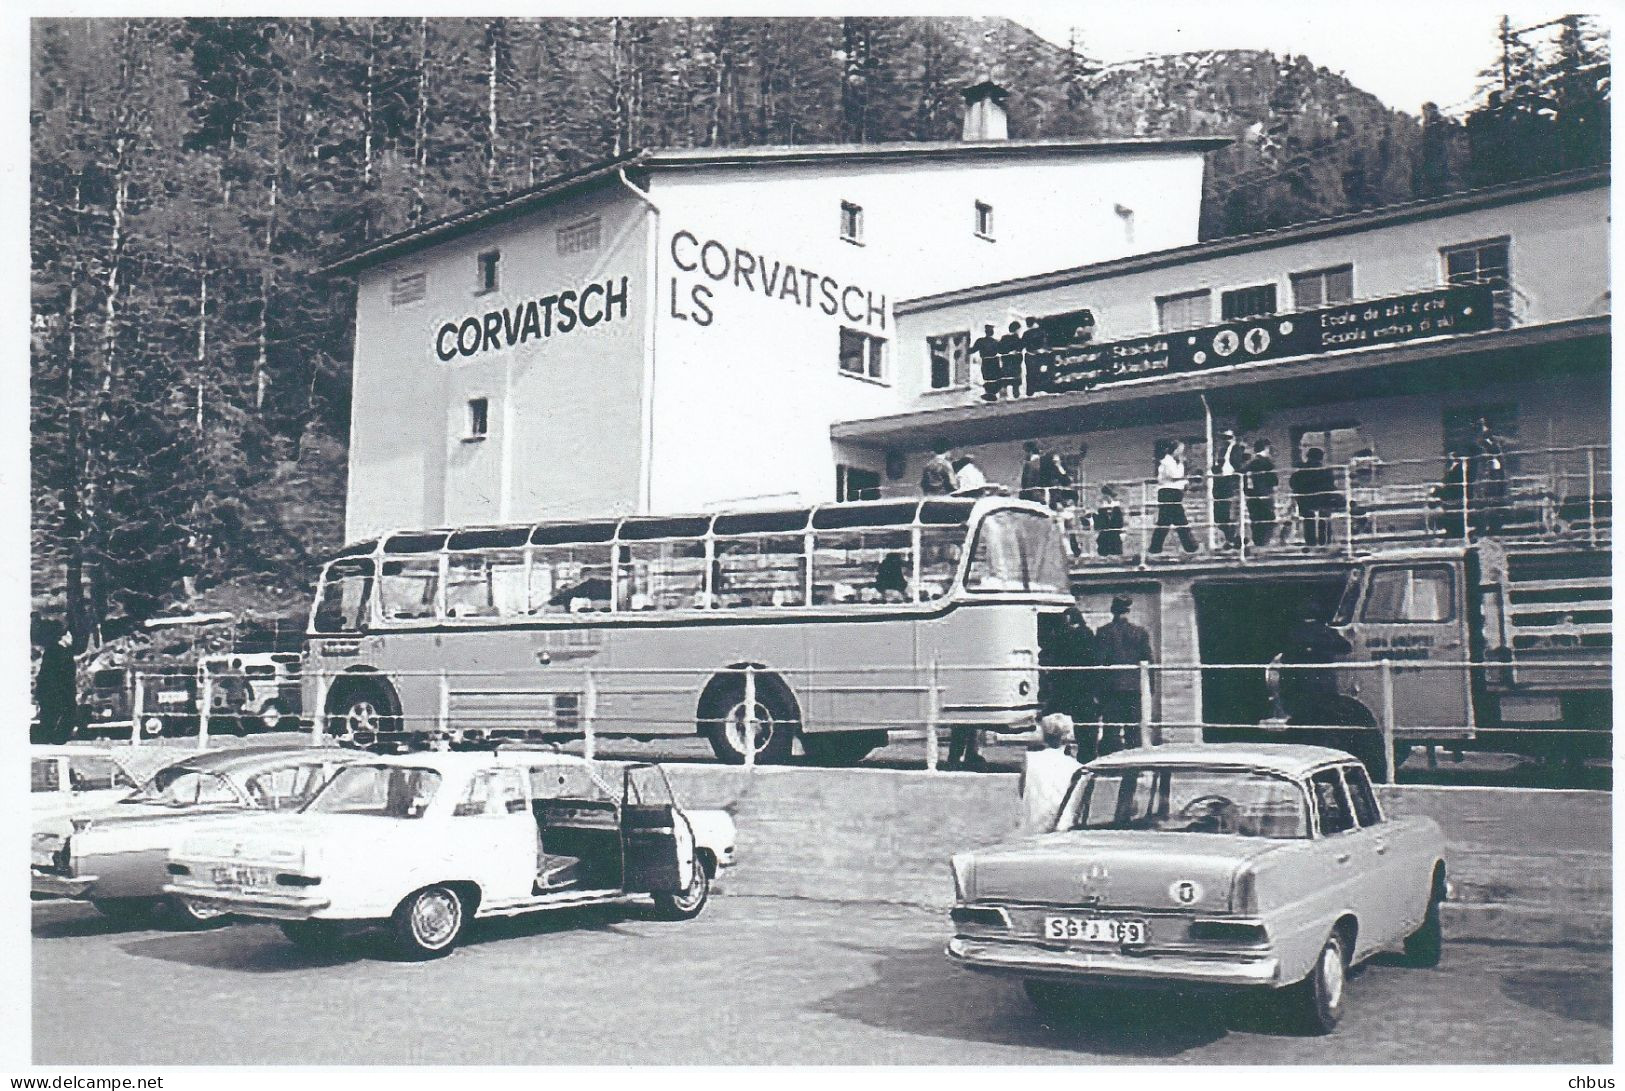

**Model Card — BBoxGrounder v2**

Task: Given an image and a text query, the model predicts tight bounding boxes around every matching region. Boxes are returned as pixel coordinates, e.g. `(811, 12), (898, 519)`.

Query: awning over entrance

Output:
(831, 317), (1609, 450)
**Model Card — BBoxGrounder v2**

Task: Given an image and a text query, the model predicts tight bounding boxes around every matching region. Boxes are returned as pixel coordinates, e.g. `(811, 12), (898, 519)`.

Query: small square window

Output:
(477, 250), (501, 294)
(974, 201), (995, 239)
(467, 398), (489, 439)
(840, 201), (864, 244)
(1291, 265), (1354, 309)
(839, 327), (886, 382)
(1221, 283), (1278, 322)
(926, 331), (970, 390)
(1157, 289), (1211, 333)
(1442, 238), (1511, 327)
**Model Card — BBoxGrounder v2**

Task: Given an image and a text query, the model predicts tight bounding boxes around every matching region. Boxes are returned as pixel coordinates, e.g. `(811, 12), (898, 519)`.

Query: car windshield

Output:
(1059, 765), (1310, 839)
(125, 767), (242, 808)
(303, 765), (441, 819)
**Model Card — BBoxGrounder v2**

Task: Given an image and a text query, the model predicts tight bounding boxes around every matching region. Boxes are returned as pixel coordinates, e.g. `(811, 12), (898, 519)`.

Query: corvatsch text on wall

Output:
(435, 276), (631, 361)
(666, 228), (888, 331)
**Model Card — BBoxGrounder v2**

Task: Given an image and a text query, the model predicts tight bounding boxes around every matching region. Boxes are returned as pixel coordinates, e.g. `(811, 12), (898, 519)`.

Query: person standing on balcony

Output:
(1094, 484), (1126, 556)
(1245, 438), (1279, 547)
(996, 321), (1024, 399)
(952, 453), (989, 494)
(1094, 596), (1154, 753)
(1469, 417), (1510, 534)
(1147, 440), (1199, 555)
(971, 324), (1003, 403)
(1020, 317), (1052, 395)
(1211, 430), (1247, 549)
(1019, 441), (1047, 503)
(1291, 447), (1337, 547)
(920, 442), (958, 496)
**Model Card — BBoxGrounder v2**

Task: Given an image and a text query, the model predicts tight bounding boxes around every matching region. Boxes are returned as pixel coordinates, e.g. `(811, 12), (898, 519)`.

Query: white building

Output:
(328, 85), (1225, 540)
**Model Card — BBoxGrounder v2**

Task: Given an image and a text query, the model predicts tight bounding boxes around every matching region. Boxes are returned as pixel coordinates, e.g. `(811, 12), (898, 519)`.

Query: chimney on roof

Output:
(961, 80), (1009, 142)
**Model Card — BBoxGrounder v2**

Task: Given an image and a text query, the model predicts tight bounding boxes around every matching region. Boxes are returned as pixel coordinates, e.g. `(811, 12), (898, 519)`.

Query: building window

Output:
(840, 201), (864, 244)
(926, 331), (970, 390)
(556, 217), (601, 256)
(389, 271), (427, 307)
(839, 327), (886, 381)
(1442, 237), (1511, 327)
(974, 201), (995, 240)
(1291, 265), (1354, 309)
(1290, 422), (1365, 468)
(1156, 289), (1211, 333)
(1221, 283), (1278, 322)
(466, 397), (489, 440)
(837, 465), (882, 502)
(477, 250), (501, 294)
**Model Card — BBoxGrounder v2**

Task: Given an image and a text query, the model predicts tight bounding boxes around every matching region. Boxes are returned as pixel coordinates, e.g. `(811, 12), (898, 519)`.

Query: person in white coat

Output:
(1018, 714), (1083, 834)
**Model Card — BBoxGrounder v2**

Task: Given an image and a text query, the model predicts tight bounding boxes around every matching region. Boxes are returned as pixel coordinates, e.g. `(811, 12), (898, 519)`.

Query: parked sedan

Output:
(30, 746), (141, 822)
(164, 751), (736, 958)
(946, 744), (1447, 1034)
(31, 745), (362, 927)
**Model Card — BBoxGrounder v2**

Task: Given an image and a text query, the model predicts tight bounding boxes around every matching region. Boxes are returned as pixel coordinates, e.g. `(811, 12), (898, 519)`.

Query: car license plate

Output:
(1043, 916), (1147, 945)
(211, 865), (272, 890)
(158, 690), (190, 705)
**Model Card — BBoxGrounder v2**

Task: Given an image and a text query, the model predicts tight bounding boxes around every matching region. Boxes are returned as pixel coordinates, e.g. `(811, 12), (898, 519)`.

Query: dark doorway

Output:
(1193, 576), (1347, 725)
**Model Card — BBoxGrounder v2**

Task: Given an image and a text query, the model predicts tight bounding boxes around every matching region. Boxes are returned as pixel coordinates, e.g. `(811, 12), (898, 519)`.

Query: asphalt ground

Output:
(31, 893), (1610, 1065)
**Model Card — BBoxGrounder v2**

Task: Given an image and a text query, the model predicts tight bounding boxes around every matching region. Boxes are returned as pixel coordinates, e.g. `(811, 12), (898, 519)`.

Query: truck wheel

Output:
(698, 673), (797, 765)
(651, 861), (710, 920)
(391, 885), (465, 959)
(1284, 931), (1347, 1035)
(1403, 869), (1445, 968)
(800, 730), (887, 766)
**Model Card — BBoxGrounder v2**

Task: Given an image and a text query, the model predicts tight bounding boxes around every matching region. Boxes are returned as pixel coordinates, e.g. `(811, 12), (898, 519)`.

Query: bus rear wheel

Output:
(698, 674), (797, 765)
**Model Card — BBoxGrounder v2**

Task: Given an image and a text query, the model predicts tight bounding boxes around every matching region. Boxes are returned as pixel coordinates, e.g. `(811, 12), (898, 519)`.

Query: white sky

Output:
(1013, 1), (1607, 117)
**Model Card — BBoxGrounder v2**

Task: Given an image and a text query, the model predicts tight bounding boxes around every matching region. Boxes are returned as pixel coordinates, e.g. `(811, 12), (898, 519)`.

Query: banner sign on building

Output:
(1044, 284), (1496, 393)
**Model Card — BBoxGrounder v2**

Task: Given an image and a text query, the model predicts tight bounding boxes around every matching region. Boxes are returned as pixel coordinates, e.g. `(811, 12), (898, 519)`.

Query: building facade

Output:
(332, 95), (1224, 541)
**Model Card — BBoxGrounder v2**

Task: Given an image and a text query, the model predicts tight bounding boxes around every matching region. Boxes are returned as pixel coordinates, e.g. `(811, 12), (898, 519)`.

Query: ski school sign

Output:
(1046, 284), (1495, 392)
(434, 276), (631, 361)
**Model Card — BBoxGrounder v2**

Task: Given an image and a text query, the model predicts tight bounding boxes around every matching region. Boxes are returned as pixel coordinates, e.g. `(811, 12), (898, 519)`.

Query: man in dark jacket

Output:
(1020, 317), (1052, 395)
(1245, 438), (1279, 547)
(1279, 608), (1354, 723)
(1290, 447), (1338, 546)
(1211, 429), (1246, 548)
(1093, 596), (1154, 753)
(1040, 606), (1098, 759)
(971, 324), (1003, 402)
(34, 622), (79, 744)
(996, 321), (1025, 399)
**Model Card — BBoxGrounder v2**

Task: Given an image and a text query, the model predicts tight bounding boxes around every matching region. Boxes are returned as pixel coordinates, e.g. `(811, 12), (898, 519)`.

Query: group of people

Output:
(968, 311), (1096, 402)
(1436, 417), (1512, 537)
(1148, 432), (1309, 553)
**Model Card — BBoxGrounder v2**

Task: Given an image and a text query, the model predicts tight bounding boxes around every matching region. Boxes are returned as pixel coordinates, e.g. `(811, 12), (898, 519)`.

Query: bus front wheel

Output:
(698, 673), (797, 765)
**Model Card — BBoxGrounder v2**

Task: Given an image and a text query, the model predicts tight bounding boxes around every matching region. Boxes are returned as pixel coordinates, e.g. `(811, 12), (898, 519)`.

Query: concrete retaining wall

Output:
(667, 766), (1611, 946)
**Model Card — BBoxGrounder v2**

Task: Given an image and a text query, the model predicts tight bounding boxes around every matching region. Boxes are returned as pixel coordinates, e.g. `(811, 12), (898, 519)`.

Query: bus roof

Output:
(342, 494), (1048, 558)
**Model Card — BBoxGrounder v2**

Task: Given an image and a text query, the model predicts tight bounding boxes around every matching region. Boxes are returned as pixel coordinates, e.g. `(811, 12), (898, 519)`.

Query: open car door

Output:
(620, 764), (695, 894)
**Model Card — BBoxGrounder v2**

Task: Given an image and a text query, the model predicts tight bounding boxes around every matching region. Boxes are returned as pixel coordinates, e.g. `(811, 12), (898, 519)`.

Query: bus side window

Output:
(530, 545), (613, 614)
(446, 550), (525, 618)
(812, 528), (913, 605)
(380, 558), (440, 621)
(713, 534), (807, 609)
(313, 561), (373, 633)
(621, 539), (707, 612)
(918, 527), (964, 602)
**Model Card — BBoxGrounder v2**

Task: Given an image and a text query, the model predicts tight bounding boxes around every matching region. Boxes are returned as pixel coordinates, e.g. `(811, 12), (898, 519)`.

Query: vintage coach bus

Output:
(302, 496), (1073, 764)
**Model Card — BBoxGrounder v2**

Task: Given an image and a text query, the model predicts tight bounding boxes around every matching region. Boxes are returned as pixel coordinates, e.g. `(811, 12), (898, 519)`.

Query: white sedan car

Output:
(166, 751), (736, 958)
(31, 746), (141, 822)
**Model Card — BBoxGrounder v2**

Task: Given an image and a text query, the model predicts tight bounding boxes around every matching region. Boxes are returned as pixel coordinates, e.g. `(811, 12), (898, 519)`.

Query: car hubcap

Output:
(412, 890), (460, 947)
(676, 872), (705, 910)
(1321, 944), (1345, 1009)
(723, 701), (774, 756)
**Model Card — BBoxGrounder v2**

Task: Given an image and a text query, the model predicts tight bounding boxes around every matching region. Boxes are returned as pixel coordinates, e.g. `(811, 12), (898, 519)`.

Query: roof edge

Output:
(898, 165), (1611, 315)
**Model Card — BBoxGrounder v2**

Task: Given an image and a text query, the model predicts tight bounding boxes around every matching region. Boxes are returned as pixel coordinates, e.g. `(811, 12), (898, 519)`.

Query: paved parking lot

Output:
(33, 894), (1610, 1065)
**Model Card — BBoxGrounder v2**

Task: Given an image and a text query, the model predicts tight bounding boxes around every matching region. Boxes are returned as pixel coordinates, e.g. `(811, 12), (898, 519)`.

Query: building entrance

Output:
(1193, 576), (1347, 727)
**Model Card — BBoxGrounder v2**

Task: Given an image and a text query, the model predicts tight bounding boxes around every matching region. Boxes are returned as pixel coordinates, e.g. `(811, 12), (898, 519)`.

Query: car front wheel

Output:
(652, 861), (710, 920)
(391, 885), (466, 959)
(1285, 932), (1348, 1035)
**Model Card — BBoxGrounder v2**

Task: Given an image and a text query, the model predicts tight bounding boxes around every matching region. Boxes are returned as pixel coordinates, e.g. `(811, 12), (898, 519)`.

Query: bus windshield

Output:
(964, 510), (1070, 595)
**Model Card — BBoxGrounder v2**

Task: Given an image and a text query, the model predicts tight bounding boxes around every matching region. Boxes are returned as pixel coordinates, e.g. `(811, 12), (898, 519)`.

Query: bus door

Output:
(1346, 562), (1471, 737)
